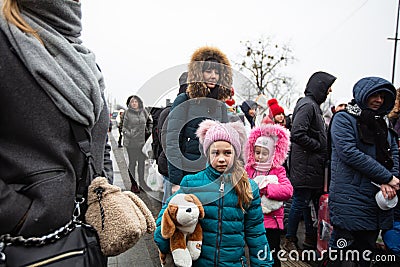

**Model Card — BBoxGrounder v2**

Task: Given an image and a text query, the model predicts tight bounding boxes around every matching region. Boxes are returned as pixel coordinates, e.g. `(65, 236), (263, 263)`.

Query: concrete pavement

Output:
(107, 128), (162, 267)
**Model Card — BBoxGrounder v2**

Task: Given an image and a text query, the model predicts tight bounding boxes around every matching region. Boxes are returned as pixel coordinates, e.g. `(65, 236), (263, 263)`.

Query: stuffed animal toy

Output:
(253, 175), (283, 214)
(160, 194), (205, 267)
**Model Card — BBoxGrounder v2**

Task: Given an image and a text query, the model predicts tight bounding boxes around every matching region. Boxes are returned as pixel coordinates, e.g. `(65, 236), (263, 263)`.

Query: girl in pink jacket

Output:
(244, 124), (293, 267)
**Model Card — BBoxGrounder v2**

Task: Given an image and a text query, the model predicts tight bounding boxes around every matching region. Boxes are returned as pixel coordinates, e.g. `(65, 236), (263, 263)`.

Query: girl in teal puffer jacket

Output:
(154, 120), (273, 267)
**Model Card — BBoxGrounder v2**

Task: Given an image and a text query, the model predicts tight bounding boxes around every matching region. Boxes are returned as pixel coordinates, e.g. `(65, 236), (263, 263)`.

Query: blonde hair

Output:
(230, 160), (253, 211)
(2, 0), (43, 43)
(389, 88), (400, 120)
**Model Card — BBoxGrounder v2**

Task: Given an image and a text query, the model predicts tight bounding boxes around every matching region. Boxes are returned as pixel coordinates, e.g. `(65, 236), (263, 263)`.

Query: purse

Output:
(0, 122), (106, 267)
(0, 221), (106, 267)
(85, 177), (156, 256)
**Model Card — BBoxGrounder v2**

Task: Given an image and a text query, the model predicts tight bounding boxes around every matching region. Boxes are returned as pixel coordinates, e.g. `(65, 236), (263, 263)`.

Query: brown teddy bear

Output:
(160, 194), (205, 267)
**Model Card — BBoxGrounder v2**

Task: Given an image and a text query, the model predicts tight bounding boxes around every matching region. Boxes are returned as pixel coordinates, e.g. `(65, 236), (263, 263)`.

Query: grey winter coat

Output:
(122, 107), (152, 148)
(0, 29), (112, 237)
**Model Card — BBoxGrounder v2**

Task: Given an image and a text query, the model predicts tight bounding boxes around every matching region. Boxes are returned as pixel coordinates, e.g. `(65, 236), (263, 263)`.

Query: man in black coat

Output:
(282, 71), (336, 251)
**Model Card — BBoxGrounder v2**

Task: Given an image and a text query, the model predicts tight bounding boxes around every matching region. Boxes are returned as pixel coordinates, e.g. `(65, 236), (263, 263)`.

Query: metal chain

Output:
(0, 199), (93, 247)
(0, 220), (75, 246)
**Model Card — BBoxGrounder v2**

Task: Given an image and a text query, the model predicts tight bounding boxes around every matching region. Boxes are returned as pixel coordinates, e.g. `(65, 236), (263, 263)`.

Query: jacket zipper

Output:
(28, 250), (85, 267)
(240, 256), (245, 267)
(214, 177), (225, 267)
(273, 215), (279, 228)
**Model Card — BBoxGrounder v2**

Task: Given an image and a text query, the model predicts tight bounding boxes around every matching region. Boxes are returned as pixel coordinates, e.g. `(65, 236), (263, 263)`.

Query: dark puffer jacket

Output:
(329, 77), (398, 231)
(289, 71), (336, 189)
(166, 94), (228, 184)
(0, 29), (111, 237)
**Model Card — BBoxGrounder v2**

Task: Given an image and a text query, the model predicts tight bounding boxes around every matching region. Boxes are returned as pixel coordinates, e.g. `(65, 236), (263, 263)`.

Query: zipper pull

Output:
(94, 187), (105, 230)
(219, 179), (225, 193)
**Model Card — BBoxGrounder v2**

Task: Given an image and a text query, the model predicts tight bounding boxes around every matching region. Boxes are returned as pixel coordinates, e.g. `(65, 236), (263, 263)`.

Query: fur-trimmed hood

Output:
(245, 124), (290, 169)
(187, 46), (232, 100)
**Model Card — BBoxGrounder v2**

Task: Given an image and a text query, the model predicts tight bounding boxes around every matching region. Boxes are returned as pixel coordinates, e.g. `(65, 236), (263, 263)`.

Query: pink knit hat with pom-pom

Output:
(196, 120), (247, 156)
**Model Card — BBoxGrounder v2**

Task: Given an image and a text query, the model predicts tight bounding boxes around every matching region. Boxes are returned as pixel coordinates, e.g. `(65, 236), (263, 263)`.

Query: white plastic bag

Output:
(142, 135), (153, 158)
(146, 161), (164, 192)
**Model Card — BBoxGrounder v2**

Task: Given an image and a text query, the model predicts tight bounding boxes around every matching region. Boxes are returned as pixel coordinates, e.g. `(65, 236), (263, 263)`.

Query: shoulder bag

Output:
(0, 122), (107, 267)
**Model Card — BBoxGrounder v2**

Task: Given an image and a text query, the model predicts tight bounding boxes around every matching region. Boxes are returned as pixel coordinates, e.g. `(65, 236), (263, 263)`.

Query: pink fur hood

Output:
(245, 124), (290, 169)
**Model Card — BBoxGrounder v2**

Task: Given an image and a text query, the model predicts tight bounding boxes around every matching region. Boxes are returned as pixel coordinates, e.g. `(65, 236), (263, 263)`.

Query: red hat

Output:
(268, 98), (284, 117)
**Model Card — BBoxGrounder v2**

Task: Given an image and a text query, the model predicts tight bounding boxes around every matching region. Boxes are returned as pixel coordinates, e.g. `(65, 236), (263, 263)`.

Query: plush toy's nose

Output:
(186, 208), (192, 213)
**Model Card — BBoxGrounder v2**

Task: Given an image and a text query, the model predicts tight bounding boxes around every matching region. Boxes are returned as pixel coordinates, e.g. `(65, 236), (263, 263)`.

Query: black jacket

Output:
(156, 106), (171, 177)
(289, 71), (336, 189)
(166, 93), (228, 184)
(0, 29), (111, 237)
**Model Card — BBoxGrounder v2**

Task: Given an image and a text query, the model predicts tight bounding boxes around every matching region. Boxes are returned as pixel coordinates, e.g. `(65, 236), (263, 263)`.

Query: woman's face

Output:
(202, 69), (220, 89)
(209, 141), (234, 173)
(367, 92), (385, 110)
(254, 146), (269, 163)
(130, 98), (139, 109)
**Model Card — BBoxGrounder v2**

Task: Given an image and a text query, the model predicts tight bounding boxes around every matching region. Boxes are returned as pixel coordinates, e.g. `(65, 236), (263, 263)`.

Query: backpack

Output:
(155, 106), (171, 177)
(149, 107), (164, 160)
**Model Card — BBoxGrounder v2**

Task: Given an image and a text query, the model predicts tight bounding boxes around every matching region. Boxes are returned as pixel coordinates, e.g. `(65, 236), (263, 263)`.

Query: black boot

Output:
(303, 234), (317, 249)
(128, 170), (140, 193)
(131, 182), (140, 194)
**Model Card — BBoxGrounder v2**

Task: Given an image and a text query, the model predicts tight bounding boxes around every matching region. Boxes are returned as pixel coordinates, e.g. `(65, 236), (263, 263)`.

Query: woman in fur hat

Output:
(165, 46), (232, 190)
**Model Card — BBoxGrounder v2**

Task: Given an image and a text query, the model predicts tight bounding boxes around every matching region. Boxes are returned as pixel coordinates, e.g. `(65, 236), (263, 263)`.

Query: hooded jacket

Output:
(289, 71), (336, 189)
(186, 46), (232, 100)
(166, 47), (231, 184)
(245, 124), (293, 229)
(329, 77), (398, 231)
(122, 106), (152, 148)
(240, 100), (256, 128)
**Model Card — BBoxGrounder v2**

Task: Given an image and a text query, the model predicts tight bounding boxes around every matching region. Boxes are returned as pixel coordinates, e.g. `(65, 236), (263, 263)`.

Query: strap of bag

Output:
(69, 121), (99, 202)
(0, 122), (98, 248)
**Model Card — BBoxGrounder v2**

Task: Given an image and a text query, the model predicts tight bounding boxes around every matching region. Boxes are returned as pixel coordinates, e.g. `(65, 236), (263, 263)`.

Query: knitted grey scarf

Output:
(0, 0), (104, 127)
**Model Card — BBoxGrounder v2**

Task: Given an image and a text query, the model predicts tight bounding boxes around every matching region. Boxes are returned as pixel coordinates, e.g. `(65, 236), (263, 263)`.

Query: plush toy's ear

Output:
(161, 205), (178, 239)
(229, 121), (247, 151)
(186, 194), (205, 219)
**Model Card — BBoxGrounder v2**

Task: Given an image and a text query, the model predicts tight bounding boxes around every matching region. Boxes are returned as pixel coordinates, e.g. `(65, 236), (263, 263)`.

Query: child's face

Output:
(274, 113), (285, 123)
(254, 146), (269, 163)
(209, 141), (234, 173)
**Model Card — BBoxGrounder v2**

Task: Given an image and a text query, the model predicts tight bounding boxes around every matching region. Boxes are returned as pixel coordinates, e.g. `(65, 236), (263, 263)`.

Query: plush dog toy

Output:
(160, 194), (205, 267)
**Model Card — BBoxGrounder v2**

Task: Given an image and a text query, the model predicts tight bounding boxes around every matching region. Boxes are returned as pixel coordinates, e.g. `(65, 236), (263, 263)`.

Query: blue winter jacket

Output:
(329, 77), (398, 231)
(154, 165), (273, 266)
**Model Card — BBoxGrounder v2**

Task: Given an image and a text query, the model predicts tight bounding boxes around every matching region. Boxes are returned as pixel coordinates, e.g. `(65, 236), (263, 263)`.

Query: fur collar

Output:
(245, 124), (290, 169)
(186, 46), (232, 100)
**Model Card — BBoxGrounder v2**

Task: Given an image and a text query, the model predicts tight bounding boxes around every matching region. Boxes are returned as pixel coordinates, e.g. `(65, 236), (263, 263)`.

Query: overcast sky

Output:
(80, 0), (398, 110)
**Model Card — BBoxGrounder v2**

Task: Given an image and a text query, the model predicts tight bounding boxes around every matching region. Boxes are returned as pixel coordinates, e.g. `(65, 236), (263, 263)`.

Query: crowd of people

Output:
(116, 46), (400, 266)
(1, 0), (399, 266)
